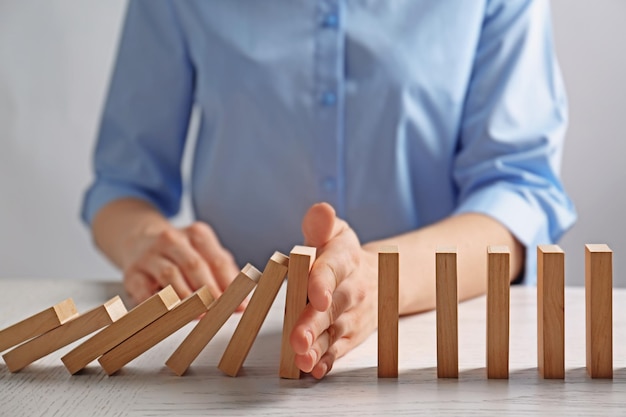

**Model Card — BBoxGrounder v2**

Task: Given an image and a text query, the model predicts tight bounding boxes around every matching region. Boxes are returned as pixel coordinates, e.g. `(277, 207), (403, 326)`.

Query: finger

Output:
(152, 228), (221, 297)
(301, 202), (339, 247)
(185, 222), (240, 292)
(123, 269), (159, 305)
(294, 311), (352, 372)
(139, 255), (193, 300)
(290, 303), (331, 355)
(311, 338), (350, 379)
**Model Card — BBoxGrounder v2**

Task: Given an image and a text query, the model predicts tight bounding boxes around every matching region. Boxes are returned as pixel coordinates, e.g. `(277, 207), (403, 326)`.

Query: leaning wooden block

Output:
(537, 245), (565, 379)
(378, 245), (399, 378)
(0, 298), (77, 353)
(486, 245), (510, 379)
(585, 243), (613, 379)
(166, 264), (262, 376)
(280, 245), (316, 379)
(3, 296), (127, 372)
(436, 247), (458, 378)
(98, 287), (214, 375)
(61, 286), (180, 375)
(219, 252), (289, 377)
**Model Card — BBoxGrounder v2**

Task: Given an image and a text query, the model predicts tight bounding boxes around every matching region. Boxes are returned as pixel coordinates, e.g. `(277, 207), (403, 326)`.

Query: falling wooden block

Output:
(166, 264), (262, 376)
(3, 297), (127, 372)
(279, 245), (316, 379)
(98, 287), (214, 375)
(219, 252), (289, 377)
(436, 246), (458, 378)
(486, 245), (510, 379)
(0, 298), (78, 353)
(537, 245), (565, 379)
(61, 286), (180, 374)
(585, 243), (613, 378)
(378, 245), (399, 378)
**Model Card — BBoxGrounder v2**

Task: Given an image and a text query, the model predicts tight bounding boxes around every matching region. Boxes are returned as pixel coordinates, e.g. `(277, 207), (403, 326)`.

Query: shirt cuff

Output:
(453, 186), (550, 285)
(81, 180), (169, 226)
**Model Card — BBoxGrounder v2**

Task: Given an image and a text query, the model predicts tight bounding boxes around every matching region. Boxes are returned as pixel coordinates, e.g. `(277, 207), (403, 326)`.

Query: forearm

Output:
(363, 213), (524, 315)
(91, 197), (170, 270)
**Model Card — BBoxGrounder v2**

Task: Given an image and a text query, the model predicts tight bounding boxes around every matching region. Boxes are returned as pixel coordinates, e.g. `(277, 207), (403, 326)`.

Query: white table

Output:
(1, 279), (626, 416)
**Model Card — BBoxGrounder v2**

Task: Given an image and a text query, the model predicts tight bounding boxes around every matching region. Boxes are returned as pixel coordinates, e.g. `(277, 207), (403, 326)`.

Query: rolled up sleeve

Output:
(82, 0), (194, 225)
(453, 0), (576, 284)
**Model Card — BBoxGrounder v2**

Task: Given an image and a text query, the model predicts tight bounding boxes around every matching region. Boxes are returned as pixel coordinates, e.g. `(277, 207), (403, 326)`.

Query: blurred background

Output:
(0, 1), (624, 285)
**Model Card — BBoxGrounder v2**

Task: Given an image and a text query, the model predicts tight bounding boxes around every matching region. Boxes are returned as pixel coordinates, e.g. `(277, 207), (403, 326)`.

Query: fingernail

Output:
(305, 330), (314, 348)
(309, 349), (318, 364)
(325, 290), (332, 306)
(319, 362), (328, 377)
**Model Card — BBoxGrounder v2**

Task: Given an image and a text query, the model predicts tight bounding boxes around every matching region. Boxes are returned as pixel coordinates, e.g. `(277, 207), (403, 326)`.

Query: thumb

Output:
(302, 202), (340, 247)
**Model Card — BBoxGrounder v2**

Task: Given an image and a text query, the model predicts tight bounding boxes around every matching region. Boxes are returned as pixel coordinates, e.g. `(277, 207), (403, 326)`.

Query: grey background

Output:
(0, 1), (624, 285)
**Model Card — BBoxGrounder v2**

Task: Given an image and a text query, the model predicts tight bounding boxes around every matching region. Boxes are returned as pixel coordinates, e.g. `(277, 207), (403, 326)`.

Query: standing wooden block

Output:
(537, 245), (565, 379)
(585, 243), (613, 378)
(378, 245), (399, 378)
(3, 297), (127, 372)
(436, 247), (458, 378)
(219, 252), (290, 377)
(0, 298), (77, 352)
(98, 287), (214, 375)
(61, 286), (180, 374)
(166, 264), (262, 376)
(486, 245), (510, 379)
(279, 245), (316, 379)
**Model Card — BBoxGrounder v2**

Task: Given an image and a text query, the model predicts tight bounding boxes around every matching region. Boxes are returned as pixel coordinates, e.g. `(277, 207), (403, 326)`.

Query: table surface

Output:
(1, 279), (626, 416)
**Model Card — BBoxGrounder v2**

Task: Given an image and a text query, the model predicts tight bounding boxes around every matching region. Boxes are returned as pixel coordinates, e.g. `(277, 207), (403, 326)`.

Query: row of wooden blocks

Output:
(377, 243), (613, 379)
(0, 247), (315, 378)
(0, 243), (613, 380)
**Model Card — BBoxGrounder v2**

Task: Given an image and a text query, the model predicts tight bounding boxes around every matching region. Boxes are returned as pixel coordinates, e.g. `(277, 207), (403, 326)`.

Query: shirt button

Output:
(322, 13), (339, 28)
(321, 91), (337, 106)
(321, 177), (337, 192)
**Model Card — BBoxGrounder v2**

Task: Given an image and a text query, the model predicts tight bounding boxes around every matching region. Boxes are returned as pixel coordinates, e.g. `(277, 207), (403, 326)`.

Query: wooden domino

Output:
(436, 246), (458, 378)
(98, 287), (214, 375)
(165, 264), (262, 376)
(3, 296), (127, 372)
(0, 298), (77, 353)
(61, 286), (180, 374)
(279, 245), (316, 379)
(585, 243), (613, 378)
(486, 245), (510, 379)
(537, 245), (565, 379)
(378, 245), (399, 378)
(219, 252), (289, 377)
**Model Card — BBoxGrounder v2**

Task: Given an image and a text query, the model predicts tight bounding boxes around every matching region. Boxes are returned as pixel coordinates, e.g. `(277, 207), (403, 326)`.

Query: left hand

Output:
(290, 202), (378, 379)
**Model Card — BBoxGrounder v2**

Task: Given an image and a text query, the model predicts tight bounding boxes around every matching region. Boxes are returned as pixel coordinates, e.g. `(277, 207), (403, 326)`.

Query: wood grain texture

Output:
(219, 252), (289, 377)
(486, 245), (510, 379)
(98, 287), (214, 375)
(0, 298), (77, 352)
(378, 245), (399, 378)
(165, 264), (262, 376)
(61, 286), (180, 374)
(279, 245), (316, 379)
(436, 247), (458, 378)
(585, 243), (613, 378)
(537, 245), (565, 379)
(3, 296), (126, 372)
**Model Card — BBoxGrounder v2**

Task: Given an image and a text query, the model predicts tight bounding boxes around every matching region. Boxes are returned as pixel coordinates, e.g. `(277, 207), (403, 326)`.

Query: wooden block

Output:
(3, 296), (127, 372)
(486, 245), (510, 379)
(219, 252), (289, 377)
(61, 286), (180, 374)
(98, 287), (214, 375)
(378, 245), (399, 378)
(537, 245), (565, 379)
(279, 245), (316, 379)
(165, 264), (262, 376)
(585, 243), (613, 378)
(436, 246), (458, 378)
(0, 298), (77, 352)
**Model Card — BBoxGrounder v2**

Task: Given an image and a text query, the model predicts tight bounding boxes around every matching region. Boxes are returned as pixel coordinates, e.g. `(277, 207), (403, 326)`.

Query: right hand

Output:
(120, 221), (240, 306)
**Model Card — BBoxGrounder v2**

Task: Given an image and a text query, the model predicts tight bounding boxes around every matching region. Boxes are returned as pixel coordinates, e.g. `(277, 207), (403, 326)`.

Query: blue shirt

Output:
(83, 0), (576, 283)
